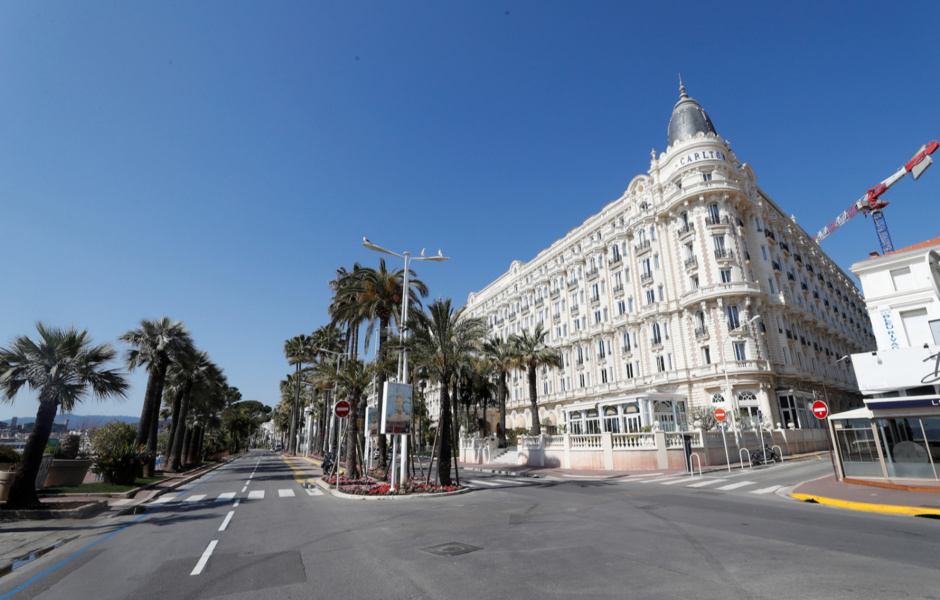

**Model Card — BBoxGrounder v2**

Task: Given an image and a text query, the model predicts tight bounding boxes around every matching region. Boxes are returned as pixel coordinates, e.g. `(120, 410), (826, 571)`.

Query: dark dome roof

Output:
(667, 82), (717, 147)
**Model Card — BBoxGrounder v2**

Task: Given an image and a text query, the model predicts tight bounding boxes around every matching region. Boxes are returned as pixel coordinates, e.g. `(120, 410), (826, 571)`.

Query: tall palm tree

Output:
(408, 299), (487, 486)
(508, 323), (562, 436)
(120, 317), (195, 476)
(0, 323), (128, 508)
(351, 259), (428, 471)
(284, 334), (314, 454)
(482, 336), (513, 447)
(165, 352), (221, 471)
(320, 358), (372, 479)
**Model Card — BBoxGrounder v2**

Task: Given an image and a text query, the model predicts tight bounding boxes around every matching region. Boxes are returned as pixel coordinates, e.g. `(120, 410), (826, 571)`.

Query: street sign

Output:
(811, 400), (829, 420)
(714, 408), (727, 422)
(334, 400), (351, 418)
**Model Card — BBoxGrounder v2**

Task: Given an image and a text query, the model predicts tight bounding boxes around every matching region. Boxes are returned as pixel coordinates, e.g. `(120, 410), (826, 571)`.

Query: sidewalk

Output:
(0, 459), (230, 578)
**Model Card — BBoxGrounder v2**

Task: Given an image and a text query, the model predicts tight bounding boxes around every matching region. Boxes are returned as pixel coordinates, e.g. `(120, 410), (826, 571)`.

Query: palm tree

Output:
(165, 352), (221, 471)
(351, 259), (428, 471)
(482, 336), (513, 447)
(0, 323), (128, 508)
(408, 299), (487, 486)
(508, 323), (562, 436)
(284, 334), (314, 454)
(120, 317), (195, 476)
(320, 358), (372, 479)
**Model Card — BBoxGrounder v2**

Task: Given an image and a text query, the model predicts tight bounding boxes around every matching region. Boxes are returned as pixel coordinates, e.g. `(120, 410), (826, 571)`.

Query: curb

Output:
(790, 492), (940, 517)
(0, 500), (109, 522)
(113, 459), (232, 517)
(313, 477), (471, 501)
(0, 534), (80, 580)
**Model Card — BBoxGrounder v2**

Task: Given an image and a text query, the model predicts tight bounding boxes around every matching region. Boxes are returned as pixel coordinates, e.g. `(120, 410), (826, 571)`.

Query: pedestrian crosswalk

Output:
(617, 472), (787, 496)
(151, 487), (315, 505)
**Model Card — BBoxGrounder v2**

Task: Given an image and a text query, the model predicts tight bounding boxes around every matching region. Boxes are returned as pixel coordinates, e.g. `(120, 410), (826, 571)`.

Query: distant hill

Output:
(1, 414), (140, 429)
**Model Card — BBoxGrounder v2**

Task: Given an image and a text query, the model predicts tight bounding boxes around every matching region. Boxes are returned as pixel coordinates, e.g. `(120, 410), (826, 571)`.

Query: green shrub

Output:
(0, 444), (20, 466)
(89, 421), (137, 455)
(55, 434), (82, 459)
(91, 443), (154, 485)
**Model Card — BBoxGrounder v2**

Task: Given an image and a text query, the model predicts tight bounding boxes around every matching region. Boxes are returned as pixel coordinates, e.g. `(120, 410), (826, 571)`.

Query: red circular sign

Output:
(714, 408), (727, 422)
(334, 400), (351, 418)
(811, 400), (829, 420)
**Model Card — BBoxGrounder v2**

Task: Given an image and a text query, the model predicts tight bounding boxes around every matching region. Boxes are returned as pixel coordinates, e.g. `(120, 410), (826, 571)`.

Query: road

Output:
(2, 451), (938, 599)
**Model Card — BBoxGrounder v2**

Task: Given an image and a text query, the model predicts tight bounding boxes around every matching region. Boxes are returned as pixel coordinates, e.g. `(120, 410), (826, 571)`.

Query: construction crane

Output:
(813, 140), (939, 253)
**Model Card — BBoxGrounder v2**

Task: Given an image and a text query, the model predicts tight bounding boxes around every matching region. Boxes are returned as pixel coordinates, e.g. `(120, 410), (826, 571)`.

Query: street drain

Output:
(421, 542), (482, 557)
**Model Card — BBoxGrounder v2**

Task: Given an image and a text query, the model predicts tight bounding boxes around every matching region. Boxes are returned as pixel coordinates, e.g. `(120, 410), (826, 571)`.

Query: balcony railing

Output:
(585, 268), (599, 280)
(684, 256), (698, 269)
(677, 223), (695, 237)
(640, 272), (653, 284)
(634, 240), (651, 253)
(694, 326), (708, 339)
(612, 284), (624, 296)
(714, 248), (734, 260)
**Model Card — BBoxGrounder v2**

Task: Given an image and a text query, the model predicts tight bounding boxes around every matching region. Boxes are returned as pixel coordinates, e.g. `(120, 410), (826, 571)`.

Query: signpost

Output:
(714, 408), (731, 472)
(332, 400), (351, 490)
(812, 400), (829, 420)
(334, 400), (351, 419)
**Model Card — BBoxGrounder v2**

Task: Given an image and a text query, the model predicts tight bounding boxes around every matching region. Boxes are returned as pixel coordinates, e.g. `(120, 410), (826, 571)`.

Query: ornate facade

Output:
(458, 85), (875, 437)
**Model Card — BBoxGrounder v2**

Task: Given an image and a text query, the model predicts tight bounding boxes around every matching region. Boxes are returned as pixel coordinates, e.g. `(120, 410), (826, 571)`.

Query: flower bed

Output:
(323, 475), (460, 496)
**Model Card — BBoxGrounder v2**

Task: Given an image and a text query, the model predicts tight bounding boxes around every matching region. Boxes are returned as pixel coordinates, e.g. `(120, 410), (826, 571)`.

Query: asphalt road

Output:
(2, 451), (939, 599)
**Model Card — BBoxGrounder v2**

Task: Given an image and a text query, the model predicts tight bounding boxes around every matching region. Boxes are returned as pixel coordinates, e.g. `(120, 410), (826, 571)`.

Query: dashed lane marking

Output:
(215, 492), (236, 502)
(183, 494), (207, 503)
(751, 485), (785, 495)
(687, 478), (728, 488)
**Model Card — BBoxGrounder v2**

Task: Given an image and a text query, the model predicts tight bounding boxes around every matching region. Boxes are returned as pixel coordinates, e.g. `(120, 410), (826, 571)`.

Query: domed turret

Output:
(667, 81), (717, 147)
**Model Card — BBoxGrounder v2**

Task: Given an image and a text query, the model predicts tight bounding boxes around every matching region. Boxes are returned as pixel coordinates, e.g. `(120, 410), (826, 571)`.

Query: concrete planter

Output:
(44, 458), (94, 488)
(0, 471), (15, 502)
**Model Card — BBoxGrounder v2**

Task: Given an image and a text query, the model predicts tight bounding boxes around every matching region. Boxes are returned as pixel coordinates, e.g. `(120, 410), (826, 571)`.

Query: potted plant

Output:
(44, 434), (95, 488)
(0, 444), (19, 502)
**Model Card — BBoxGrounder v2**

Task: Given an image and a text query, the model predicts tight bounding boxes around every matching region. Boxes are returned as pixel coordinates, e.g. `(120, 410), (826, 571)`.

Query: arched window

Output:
(711, 393), (725, 404)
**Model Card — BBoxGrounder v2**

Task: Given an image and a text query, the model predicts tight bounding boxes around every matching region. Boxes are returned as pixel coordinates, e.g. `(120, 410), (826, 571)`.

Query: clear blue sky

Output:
(2, 1), (938, 422)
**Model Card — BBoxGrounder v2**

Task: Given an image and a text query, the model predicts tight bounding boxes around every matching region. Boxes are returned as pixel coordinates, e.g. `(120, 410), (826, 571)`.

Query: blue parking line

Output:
(0, 460), (238, 599)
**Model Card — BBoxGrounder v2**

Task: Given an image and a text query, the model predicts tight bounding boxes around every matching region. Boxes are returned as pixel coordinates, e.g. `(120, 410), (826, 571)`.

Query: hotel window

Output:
(652, 323), (662, 345)
(657, 285), (664, 302)
(598, 340), (606, 359)
(720, 269), (732, 283)
(755, 217), (762, 231)
(690, 275), (699, 290)
(594, 311), (602, 324)
(727, 305), (740, 329)
(617, 300), (626, 315)
(768, 278), (776, 294)
(603, 308), (609, 322)
(656, 355), (666, 372)
(642, 258), (651, 277)
(703, 172), (712, 182)
(624, 268), (631, 283)
(733, 341), (747, 361)
(612, 245), (621, 261)
(601, 369), (608, 384)
(685, 243), (694, 259)
(654, 254), (660, 269)
(708, 203), (720, 221)
(761, 246), (768, 261)
(702, 346), (711, 365)
(628, 297), (634, 312)
(650, 226), (657, 241)
(623, 332), (631, 351)
(624, 363), (634, 379)
(646, 290), (655, 304)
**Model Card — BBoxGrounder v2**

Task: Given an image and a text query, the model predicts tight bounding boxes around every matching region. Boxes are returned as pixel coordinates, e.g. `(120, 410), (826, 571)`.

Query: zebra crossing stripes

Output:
(717, 481), (757, 491)
(686, 478), (728, 488)
(467, 479), (501, 487)
(278, 488), (295, 497)
(247, 490), (265, 500)
(215, 492), (236, 502)
(750, 485), (785, 495)
(184, 494), (207, 503)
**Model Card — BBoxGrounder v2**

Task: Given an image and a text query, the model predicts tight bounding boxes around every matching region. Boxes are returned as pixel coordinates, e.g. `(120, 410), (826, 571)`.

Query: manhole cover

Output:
(421, 542), (483, 557)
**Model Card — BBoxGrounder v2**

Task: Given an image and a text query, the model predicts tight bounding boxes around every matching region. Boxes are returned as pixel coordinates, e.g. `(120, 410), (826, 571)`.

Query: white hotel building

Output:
(462, 85), (875, 438)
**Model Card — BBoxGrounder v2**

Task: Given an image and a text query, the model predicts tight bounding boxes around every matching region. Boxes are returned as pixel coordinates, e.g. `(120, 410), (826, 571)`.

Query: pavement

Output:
(3, 450), (940, 580)
(0, 458), (231, 578)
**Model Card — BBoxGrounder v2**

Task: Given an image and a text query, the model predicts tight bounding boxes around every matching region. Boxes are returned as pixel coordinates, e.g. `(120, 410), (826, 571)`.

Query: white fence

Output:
(459, 427), (829, 471)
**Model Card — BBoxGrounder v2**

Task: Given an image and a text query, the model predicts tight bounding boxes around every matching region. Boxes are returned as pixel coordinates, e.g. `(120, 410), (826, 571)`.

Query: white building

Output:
(458, 84), (874, 438)
(830, 238), (940, 484)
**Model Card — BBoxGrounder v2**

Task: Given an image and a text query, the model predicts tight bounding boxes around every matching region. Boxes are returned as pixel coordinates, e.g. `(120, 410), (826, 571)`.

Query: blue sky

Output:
(2, 1), (938, 422)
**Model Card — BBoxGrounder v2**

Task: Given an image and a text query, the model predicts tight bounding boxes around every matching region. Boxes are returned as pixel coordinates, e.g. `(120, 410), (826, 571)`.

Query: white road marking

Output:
(638, 476), (685, 484)
(659, 478), (694, 485)
(278, 488), (296, 497)
(233, 499), (240, 507)
(219, 511), (234, 531)
(687, 478), (728, 488)
(248, 490), (265, 499)
(191, 540), (218, 576)
(490, 478), (525, 485)
(152, 496), (174, 504)
(468, 479), (501, 487)
(216, 492), (236, 502)
(624, 473), (664, 481)
(184, 494), (207, 503)
(241, 486), (248, 493)
(717, 481), (757, 491)
(305, 486), (323, 496)
(751, 485), (784, 495)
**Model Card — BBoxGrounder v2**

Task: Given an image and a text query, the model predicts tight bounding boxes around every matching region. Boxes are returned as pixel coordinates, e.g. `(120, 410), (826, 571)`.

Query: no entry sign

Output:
(714, 408), (727, 422)
(334, 400), (351, 418)
(811, 400), (829, 420)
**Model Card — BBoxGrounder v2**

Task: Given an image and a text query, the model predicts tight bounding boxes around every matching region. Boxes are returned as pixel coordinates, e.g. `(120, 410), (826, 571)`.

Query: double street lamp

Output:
(362, 238), (449, 490)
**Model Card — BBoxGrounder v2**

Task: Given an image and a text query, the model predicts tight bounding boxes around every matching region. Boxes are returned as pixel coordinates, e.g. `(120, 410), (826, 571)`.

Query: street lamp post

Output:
(721, 314), (762, 457)
(363, 238), (449, 491)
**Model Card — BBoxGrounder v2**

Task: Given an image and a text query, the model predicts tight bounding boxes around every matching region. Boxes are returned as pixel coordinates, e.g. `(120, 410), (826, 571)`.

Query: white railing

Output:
(544, 435), (565, 450)
(611, 433), (656, 449)
(665, 433), (686, 448)
(570, 434), (602, 449)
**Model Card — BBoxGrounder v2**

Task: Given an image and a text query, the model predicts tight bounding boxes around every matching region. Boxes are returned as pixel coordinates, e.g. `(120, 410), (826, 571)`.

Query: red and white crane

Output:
(813, 140), (939, 253)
